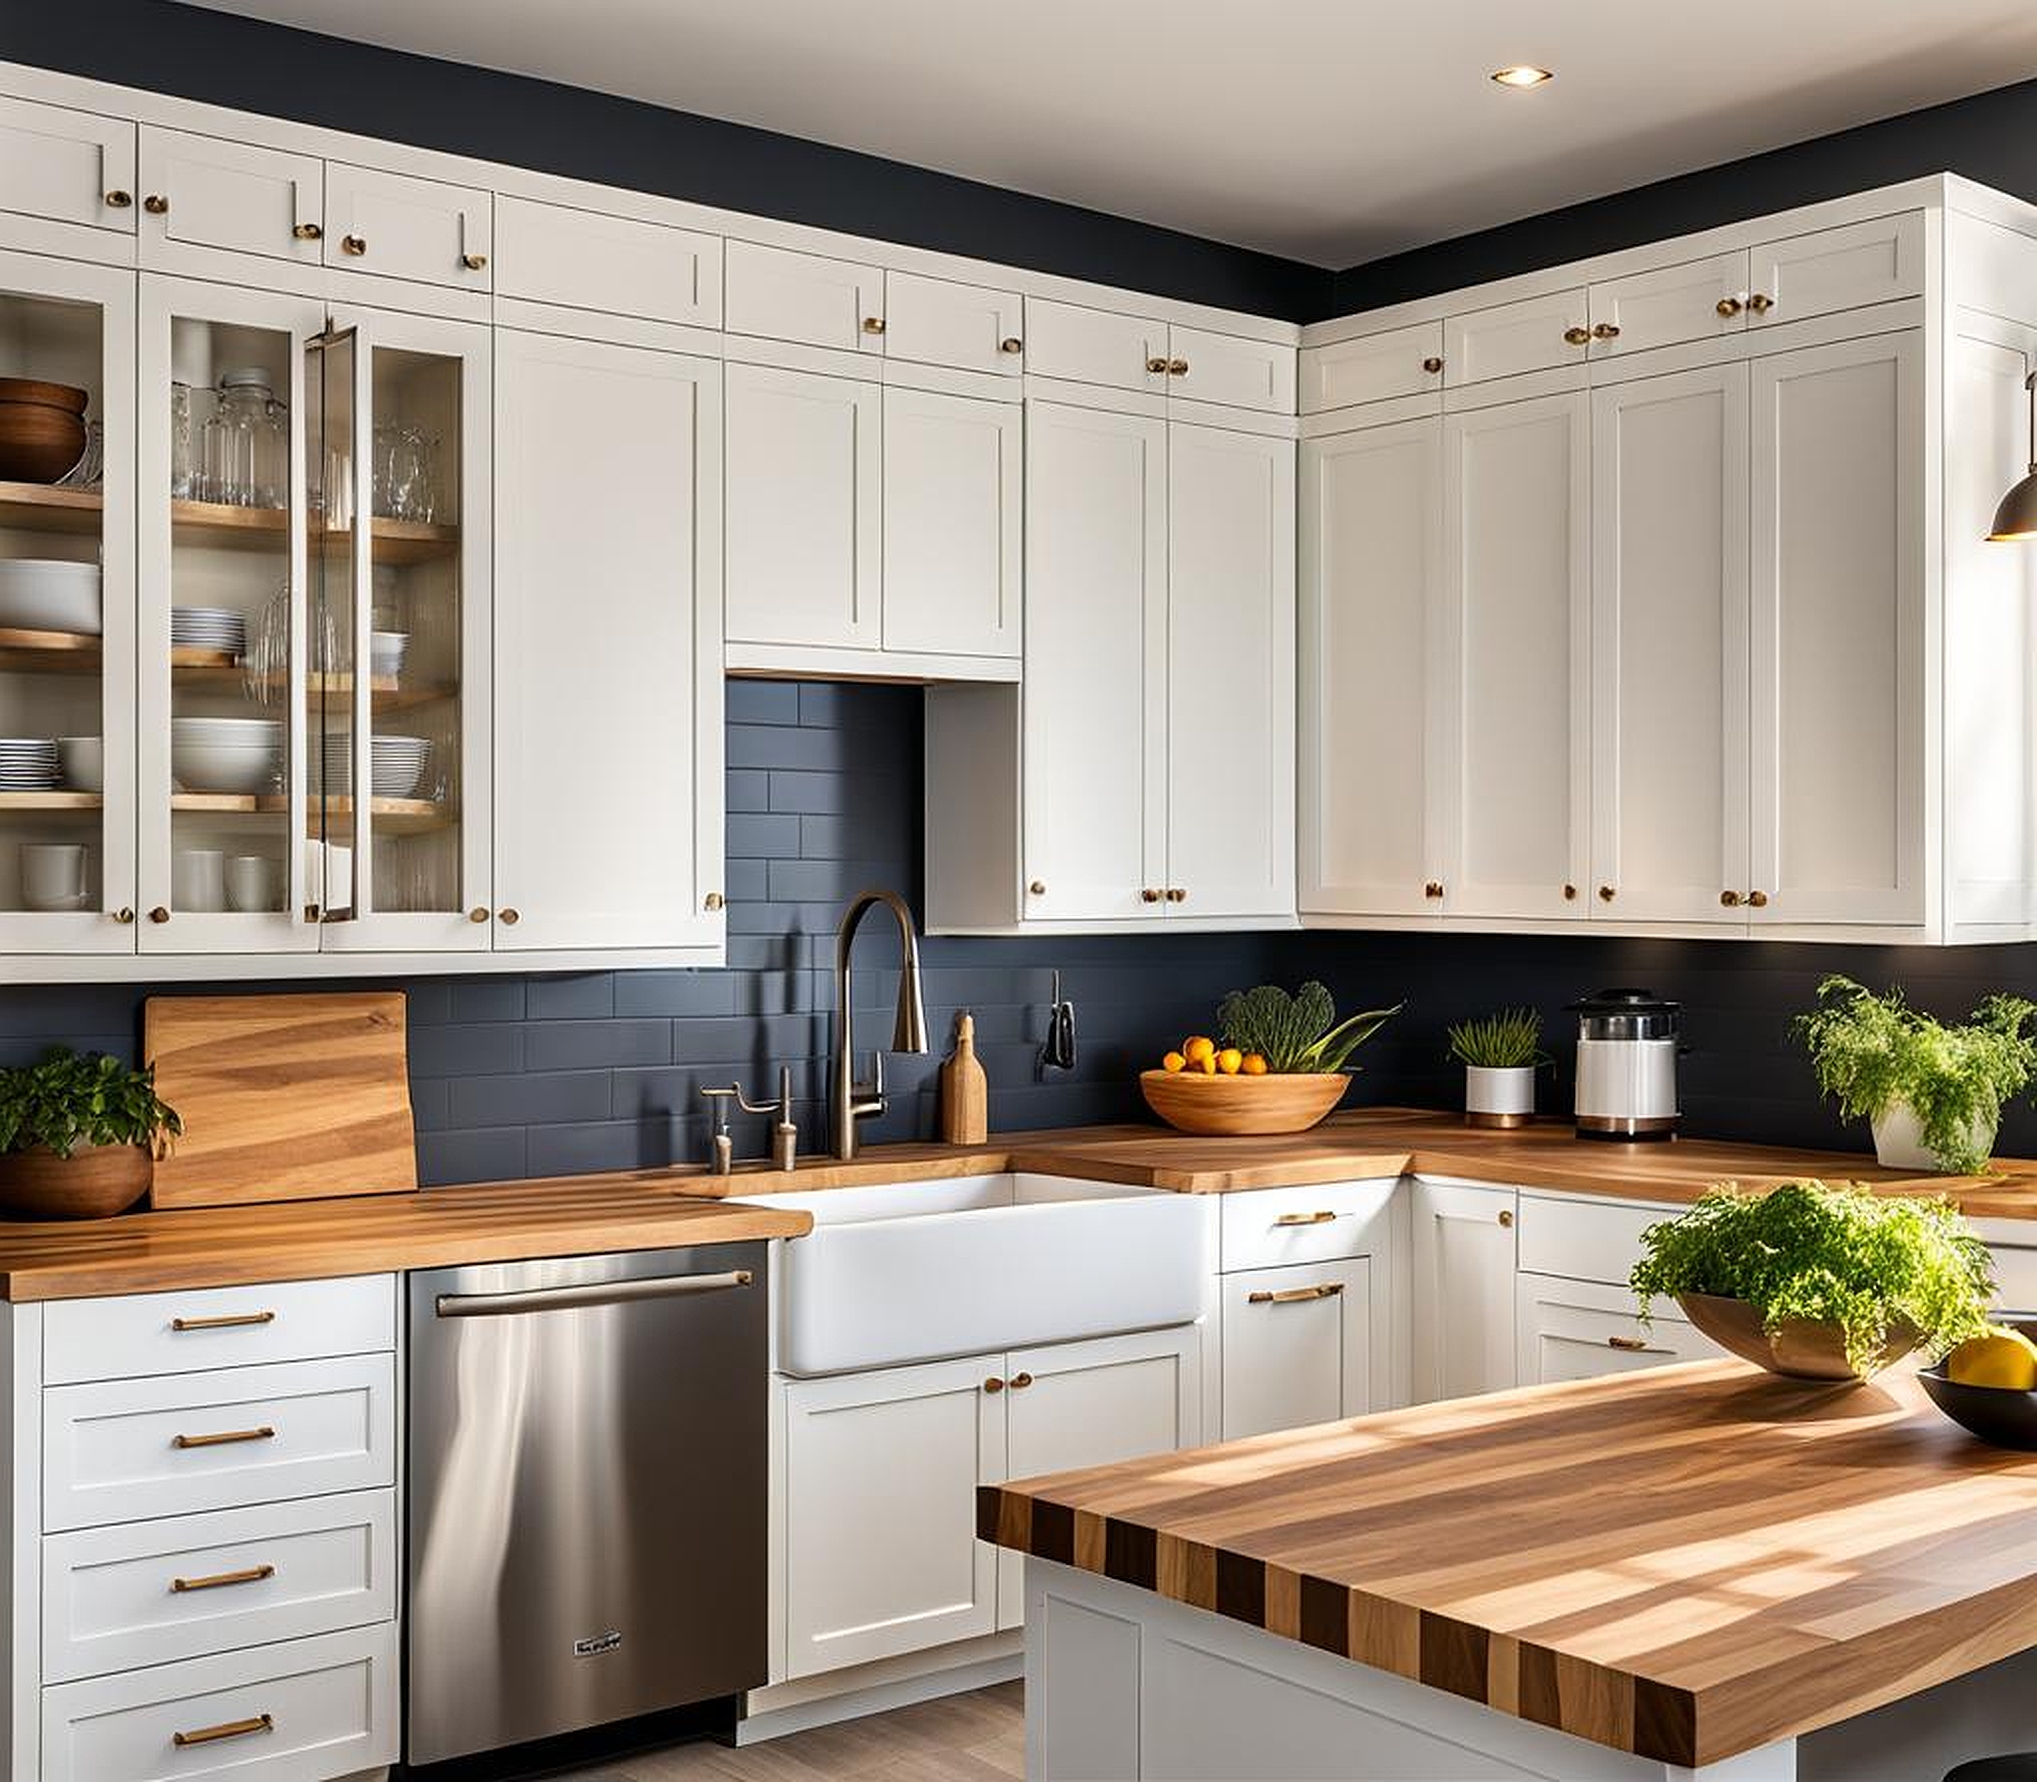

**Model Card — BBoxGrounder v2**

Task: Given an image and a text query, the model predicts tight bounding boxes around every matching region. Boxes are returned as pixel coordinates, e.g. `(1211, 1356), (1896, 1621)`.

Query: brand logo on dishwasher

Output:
(574, 1631), (624, 1658)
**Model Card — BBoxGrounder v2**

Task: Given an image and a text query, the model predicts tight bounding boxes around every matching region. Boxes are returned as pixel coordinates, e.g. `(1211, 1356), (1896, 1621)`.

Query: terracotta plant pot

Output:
(0, 378), (89, 485)
(1139, 1070), (1349, 1136)
(0, 1143), (151, 1220)
(1678, 1291), (1919, 1382)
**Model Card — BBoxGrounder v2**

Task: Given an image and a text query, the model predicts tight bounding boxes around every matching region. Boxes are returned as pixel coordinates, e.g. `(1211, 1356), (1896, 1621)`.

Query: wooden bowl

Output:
(1677, 1291), (1919, 1382)
(1140, 1070), (1349, 1136)
(0, 378), (89, 484)
(0, 1142), (150, 1220)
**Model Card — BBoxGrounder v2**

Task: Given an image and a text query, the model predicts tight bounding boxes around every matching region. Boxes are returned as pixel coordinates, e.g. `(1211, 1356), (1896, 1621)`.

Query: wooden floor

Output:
(549, 1684), (1024, 1781)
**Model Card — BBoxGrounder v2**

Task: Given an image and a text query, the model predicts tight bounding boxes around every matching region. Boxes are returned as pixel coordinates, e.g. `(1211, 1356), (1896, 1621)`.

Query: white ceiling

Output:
(189, 0), (2037, 267)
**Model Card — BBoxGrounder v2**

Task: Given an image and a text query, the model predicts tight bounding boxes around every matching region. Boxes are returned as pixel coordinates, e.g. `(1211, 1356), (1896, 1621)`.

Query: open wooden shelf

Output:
(173, 660), (456, 714)
(169, 498), (459, 565)
(0, 482), (102, 536)
(169, 791), (455, 835)
(0, 791), (101, 813)
(0, 627), (102, 675)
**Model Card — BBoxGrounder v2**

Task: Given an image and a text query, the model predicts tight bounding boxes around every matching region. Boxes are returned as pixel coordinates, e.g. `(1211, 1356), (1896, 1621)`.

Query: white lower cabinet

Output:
(1410, 1180), (1519, 1403)
(1220, 1258), (1373, 1442)
(1516, 1273), (1717, 1385)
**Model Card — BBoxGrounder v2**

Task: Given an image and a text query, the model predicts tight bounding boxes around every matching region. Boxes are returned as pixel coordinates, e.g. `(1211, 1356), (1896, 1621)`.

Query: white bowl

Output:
(0, 560), (101, 636)
(370, 631), (409, 678)
(57, 737), (102, 793)
(171, 717), (282, 740)
(170, 741), (279, 795)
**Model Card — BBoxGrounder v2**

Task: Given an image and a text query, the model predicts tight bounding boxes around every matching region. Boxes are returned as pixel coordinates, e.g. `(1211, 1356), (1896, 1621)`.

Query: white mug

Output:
(20, 843), (86, 911)
(226, 854), (280, 913)
(57, 736), (103, 793)
(172, 848), (227, 913)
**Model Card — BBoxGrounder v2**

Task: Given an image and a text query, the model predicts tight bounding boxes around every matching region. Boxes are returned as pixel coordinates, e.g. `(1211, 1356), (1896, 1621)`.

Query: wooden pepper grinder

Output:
(939, 1011), (989, 1145)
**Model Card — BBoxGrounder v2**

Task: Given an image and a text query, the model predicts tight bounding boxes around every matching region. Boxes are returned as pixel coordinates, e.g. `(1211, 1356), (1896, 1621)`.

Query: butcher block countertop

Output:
(980, 1361), (2037, 1768)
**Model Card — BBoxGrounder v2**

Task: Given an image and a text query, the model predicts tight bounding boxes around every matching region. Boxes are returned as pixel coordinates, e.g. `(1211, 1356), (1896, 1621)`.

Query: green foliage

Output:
(1793, 974), (2037, 1173)
(1630, 1181), (1995, 1374)
(0, 1048), (182, 1160)
(1216, 981), (1401, 1075)
(1445, 1007), (1549, 1070)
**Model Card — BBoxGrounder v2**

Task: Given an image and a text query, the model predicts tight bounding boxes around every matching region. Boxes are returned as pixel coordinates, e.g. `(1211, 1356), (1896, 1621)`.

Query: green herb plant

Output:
(1794, 974), (2037, 1173)
(1445, 1008), (1550, 1070)
(1216, 982), (1401, 1075)
(0, 1048), (182, 1160)
(1630, 1181), (1995, 1374)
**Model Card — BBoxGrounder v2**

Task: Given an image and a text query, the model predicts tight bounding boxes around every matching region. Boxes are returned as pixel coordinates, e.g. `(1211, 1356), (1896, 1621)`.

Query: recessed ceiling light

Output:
(1490, 65), (1554, 89)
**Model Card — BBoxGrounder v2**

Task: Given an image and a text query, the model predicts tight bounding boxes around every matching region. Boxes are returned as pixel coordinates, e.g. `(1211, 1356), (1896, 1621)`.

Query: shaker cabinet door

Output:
(0, 95), (136, 236)
(1221, 1258), (1373, 1442)
(881, 386), (1020, 659)
(324, 163), (492, 291)
(1410, 1180), (1518, 1404)
(138, 127), (323, 268)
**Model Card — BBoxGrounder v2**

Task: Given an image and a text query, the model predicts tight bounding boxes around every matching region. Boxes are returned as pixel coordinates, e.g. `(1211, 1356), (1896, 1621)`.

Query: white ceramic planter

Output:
(1870, 1101), (1996, 1172)
(1465, 1065), (1536, 1129)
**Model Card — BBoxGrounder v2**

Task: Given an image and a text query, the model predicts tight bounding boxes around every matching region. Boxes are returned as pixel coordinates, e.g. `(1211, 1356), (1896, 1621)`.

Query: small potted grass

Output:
(1446, 1007), (1548, 1128)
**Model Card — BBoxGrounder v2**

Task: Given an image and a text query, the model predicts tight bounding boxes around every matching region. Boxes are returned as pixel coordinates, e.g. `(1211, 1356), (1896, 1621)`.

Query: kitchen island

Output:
(983, 1360), (2037, 1780)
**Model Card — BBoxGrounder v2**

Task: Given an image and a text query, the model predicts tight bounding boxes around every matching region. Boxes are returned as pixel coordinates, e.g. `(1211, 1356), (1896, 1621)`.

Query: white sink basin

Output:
(735, 1173), (1210, 1376)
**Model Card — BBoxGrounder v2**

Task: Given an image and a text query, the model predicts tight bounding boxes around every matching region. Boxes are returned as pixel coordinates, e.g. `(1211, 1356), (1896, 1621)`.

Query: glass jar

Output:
(169, 383), (197, 499)
(208, 368), (288, 508)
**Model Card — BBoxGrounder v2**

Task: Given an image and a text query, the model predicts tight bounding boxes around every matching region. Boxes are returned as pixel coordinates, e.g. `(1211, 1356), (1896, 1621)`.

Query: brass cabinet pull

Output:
(172, 1562), (275, 1593)
(983, 1376), (1004, 1393)
(341, 233), (367, 256)
(468, 906), (489, 923)
(172, 1425), (275, 1450)
(1598, 884), (1617, 902)
(1008, 1371), (1035, 1389)
(105, 189), (132, 209)
(1140, 888), (1161, 903)
(862, 315), (886, 335)
(111, 907), (135, 924)
(1562, 325), (1590, 346)
(1716, 296), (1743, 317)
(143, 193), (168, 215)
(1145, 355), (1170, 375)
(172, 1310), (275, 1332)
(703, 891), (726, 911)
(1748, 292), (1774, 314)
(1606, 1335), (1650, 1352)
(1498, 1208), (1515, 1229)
(1167, 358), (1189, 376)
(173, 1714), (273, 1749)
(999, 336), (1023, 355)
(1164, 887), (1187, 903)
(1720, 890), (1743, 908)
(147, 906), (170, 924)
(497, 907), (520, 925)
(1421, 355), (1444, 374)
(1423, 881), (1445, 899)
(1273, 1210), (1337, 1228)
(462, 251), (488, 270)
(1562, 883), (1577, 901)
(292, 221), (322, 240)
(1028, 879), (1047, 896)
(303, 903), (322, 924)
(1247, 1283), (1344, 1305)
(1746, 889), (1769, 908)
(1591, 322), (1621, 341)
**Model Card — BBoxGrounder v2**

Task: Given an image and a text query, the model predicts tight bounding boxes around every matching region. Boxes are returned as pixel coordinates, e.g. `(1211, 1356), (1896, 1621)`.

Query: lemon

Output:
(1945, 1328), (2037, 1390)
(1162, 1051), (1187, 1074)
(1217, 1047), (1243, 1075)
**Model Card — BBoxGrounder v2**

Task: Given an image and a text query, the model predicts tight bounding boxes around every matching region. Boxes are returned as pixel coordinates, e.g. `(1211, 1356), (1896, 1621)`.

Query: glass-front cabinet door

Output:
(0, 248), (136, 954)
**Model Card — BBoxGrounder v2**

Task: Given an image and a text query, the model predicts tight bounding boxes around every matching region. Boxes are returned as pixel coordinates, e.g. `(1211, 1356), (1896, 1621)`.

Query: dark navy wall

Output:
(0, 0), (1327, 321)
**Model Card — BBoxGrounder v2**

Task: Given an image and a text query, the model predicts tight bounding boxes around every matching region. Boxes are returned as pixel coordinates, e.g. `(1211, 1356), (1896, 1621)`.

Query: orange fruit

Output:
(1241, 1053), (1268, 1075)
(1196, 1051), (1219, 1075)
(1183, 1036), (1216, 1065)
(1216, 1047), (1243, 1075)
(1162, 1051), (1187, 1073)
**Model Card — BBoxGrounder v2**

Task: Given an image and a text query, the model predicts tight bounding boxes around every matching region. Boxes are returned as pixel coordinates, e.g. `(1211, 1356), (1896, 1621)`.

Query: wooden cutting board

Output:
(144, 992), (418, 1209)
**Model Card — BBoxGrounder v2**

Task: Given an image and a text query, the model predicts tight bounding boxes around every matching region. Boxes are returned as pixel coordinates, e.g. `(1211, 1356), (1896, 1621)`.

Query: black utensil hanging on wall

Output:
(1040, 970), (1077, 1076)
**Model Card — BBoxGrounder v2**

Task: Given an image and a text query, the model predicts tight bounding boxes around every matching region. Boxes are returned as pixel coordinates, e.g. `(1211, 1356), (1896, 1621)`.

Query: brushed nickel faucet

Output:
(831, 889), (929, 1160)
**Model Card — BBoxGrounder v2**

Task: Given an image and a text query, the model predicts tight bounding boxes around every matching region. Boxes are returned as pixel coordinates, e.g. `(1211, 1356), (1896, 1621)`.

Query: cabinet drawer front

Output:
(1750, 212), (1923, 327)
(1588, 252), (1749, 357)
(496, 194), (720, 326)
(0, 95), (135, 233)
(1025, 297), (1169, 394)
(1220, 1179), (1396, 1273)
(41, 1622), (397, 1782)
(885, 270), (1023, 375)
(1168, 326), (1296, 414)
(726, 239), (883, 353)
(1516, 1193), (1673, 1287)
(1444, 289), (1588, 385)
(141, 126), (322, 265)
(43, 1490), (395, 1683)
(45, 1275), (396, 1385)
(1301, 323), (1443, 413)
(1221, 1258), (1370, 1441)
(1517, 1271), (1716, 1386)
(325, 162), (491, 289)
(45, 1355), (396, 1531)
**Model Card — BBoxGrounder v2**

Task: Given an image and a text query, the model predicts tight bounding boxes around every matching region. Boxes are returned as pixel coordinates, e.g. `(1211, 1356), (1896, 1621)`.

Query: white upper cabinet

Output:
(494, 196), (721, 328)
(1747, 212), (1924, 327)
(492, 330), (723, 952)
(1590, 363), (1751, 924)
(1444, 288), (1588, 385)
(1438, 391), (1590, 919)
(0, 95), (135, 235)
(1586, 252), (1749, 357)
(1300, 321), (1444, 413)
(1749, 330), (1924, 927)
(881, 387), (1021, 659)
(1299, 416), (1443, 918)
(724, 239), (884, 354)
(883, 271), (1024, 375)
(1166, 424), (1295, 919)
(323, 164), (492, 291)
(1024, 298), (1170, 396)
(1168, 325), (1297, 413)
(138, 127), (323, 268)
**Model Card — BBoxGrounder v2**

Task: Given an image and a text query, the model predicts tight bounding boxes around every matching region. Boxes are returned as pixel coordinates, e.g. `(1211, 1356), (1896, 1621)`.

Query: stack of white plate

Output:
(170, 716), (282, 795)
(370, 630), (409, 680)
(0, 738), (59, 791)
(372, 735), (432, 801)
(171, 606), (247, 657)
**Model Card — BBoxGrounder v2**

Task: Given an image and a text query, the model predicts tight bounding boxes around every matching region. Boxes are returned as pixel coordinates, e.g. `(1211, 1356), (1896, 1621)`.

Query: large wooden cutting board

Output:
(144, 992), (418, 1209)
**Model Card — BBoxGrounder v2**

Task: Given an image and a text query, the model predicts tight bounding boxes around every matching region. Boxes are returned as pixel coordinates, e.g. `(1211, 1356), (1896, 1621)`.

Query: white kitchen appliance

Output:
(1570, 988), (1680, 1140)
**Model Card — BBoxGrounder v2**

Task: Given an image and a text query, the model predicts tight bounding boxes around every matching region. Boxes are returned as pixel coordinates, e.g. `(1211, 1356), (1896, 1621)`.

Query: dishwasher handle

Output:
(435, 1268), (753, 1319)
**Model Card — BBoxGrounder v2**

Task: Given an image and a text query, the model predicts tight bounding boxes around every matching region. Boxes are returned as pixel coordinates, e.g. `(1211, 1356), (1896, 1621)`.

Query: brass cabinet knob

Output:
(1423, 881), (1445, 899)
(142, 193), (168, 215)
(703, 891), (726, 911)
(1720, 890), (1743, 907)
(999, 336), (1023, 355)
(1146, 355), (1170, 375)
(497, 907), (520, 925)
(292, 221), (322, 240)
(1747, 889), (1769, 908)
(1498, 1208), (1515, 1229)
(1716, 296), (1743, 317)
(1598, 884), (1616, 902)
(462, 252), (488, 271)
(1028, 879), (1046, 895)
(1140, 888), (1161, 903)
(983, 1377), (1004, 1394)
(341, 234), (367, 256)
(467, 906), (489, 924)
(1165, 887), (1187, 903)
(303, 902), (322, 924)
(1421, 355), (1444, 374)
(1748, 292), (1774, 314)
(861, 315), (886, 335)
(1562, 326), (1590, 346)
(104, 189), (132, 209)
(1009, 1371), (1035, 1390)
(111, 906), (135, 924)
(1167, 358), (1189, 376)
(147, 905), (170, 924)
(1562, 883), (1577, 901)
(1591, 322), (1621, 341)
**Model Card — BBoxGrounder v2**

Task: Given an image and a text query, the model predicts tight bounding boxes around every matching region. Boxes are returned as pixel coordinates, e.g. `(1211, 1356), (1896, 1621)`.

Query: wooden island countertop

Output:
(981, 1360), (2037, 1769)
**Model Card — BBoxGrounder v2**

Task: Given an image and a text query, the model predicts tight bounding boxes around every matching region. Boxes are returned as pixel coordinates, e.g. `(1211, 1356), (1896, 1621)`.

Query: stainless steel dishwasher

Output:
(406, 1242), (768, 1765)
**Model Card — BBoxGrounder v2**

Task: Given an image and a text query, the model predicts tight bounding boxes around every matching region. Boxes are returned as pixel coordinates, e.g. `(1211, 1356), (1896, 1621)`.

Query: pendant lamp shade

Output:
(1990, 371), (2037, 543)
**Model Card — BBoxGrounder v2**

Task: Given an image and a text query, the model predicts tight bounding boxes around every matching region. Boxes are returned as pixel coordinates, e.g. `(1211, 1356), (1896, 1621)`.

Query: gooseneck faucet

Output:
(831, 889), (930, 1160)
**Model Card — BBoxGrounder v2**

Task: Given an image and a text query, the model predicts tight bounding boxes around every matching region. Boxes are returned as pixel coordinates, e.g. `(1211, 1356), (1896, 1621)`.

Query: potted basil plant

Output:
(1794, 975), (2037, 1173)
(0, 1047), (181, 1220)
(1445, 1007), (1549, 1128)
